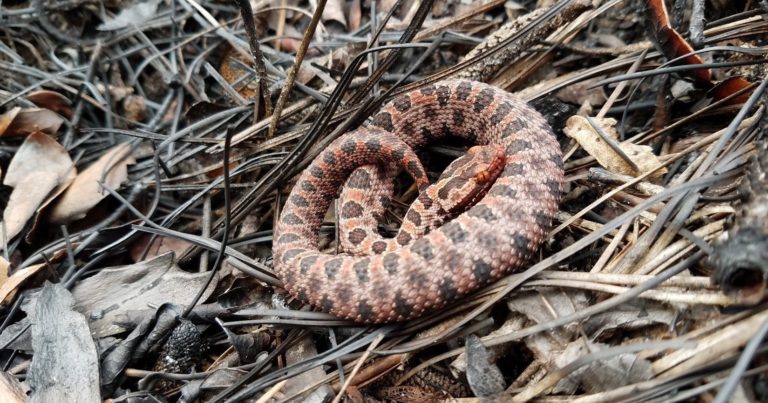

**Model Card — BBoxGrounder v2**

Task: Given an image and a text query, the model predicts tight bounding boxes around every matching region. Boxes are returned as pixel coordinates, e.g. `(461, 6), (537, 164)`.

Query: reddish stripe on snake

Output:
(273, 80), (563, 323)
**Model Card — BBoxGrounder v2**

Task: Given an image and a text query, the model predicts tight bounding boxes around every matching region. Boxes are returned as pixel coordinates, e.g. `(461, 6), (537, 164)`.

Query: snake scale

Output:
(273, 80), (563, 323)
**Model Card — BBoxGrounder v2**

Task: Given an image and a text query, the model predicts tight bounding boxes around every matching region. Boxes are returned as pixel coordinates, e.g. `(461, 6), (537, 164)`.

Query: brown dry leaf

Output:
(645, 0), (711, 85)
(122, 95), (147, 122)
(49, 143), (135, 224)
(0, 107), (65, 137)
(0, 372), (26, 403)
(4, 172), (60, 240)
(564, 116), (667, 181)
(2, 132), (74, 241)
(708, 76), (753, 105)
(70, 253), (218, 337)
(128, 235), (194, 261)
(0, 258), (8, 288)
(26, 90), (73, 119)
(554, 341), (653, 394)
(348, 0), (361, 31)
(322, 0), (347, 29)
(0, 263), (46, 305)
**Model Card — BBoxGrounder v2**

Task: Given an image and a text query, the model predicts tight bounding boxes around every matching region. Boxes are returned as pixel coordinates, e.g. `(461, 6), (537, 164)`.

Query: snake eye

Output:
(475, 171), (490, 183)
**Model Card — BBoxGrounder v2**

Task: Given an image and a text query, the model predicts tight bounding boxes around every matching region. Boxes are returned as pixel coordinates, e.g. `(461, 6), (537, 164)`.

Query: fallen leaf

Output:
(0, 263), (47, 305)
(465, 334), (506, 397)
(322, 0), (347, 29)
(0, 371), (26, 403)
(0, 258), (10, 301)
(26, 90), (73, 119)
(4, 172), (59, 241)
(97, 0), (161, 31)
(0, 107), (65, 137)
(348, 0), (361, 31)
(564, 116), (667, 181)
(1, 132), (74, 241)
(49, 142), (135, 224)
(554, 341), (653, 394)
(646, 0), (711, 85)
(27, 283), (100, 403)
(0, 253), (219, 352)
(708, 76), (753, 105)
(129, 234), (194, 261)
(71, 253), (217, 338)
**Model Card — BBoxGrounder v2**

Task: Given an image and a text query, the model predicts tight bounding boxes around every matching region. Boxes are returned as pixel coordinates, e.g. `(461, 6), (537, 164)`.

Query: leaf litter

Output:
(0, 0), (767, 402)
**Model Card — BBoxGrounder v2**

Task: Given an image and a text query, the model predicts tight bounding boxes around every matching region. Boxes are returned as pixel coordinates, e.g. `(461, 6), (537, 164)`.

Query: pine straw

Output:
(1, 0), (768, 401)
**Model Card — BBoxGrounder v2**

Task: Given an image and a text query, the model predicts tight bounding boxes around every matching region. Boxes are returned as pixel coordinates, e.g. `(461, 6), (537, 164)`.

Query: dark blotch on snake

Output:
(474, 88), (495, 113)
(439, 277), (457, 302)
(325, 258), (343, 280)
(278, 233), (300, 244)
(505, 163), (526, 177)
(507, 139), (533, 154)
(397, 231), (412, 246)
(417, 192), (433, 209)
(411, 239), (434, 260)
(391, 148), (405, 161)
(290, 194), (309, 208)
(545, 178), (561, 194)
(535, 211), (552, 229)
(341, 140), (357, 154)
(456, 81), (472, 100)
(472, 259), (492, 284)
(453, 110), (466, 128)
(489, 184), (517, 198)
(467, 205), (498, 222)
(296, 288), (308, 303)
(437, 177), (464, 200)
(346, 170), (372, 189)
(442, 222), (468, 244)
(513, 233), (530, 251)
(436, 85), (451, 106)
(323, 152), (336, 165)
(365, 139), (382, 152)
(372, 241), (387, 254)
(441, 122), (451, 136)
(282, 248), (303, 263)
(353, 259), (370, 283)
(405, 209), (422, 226)
(407, 160), (422, 176)
(502, 118), (527, 138)
(358, 300), (374, 321)
(341, 201), (364, 219)
(395, 292), (412, 317)
(348, 228), (367, 246)
(310, 166), (324, 178)
(383, 253), (399, 274)
(420, 85), (436, 96)
(321, 295), (334, 313)
(372, 112), (395, 132)
(490, 103), (512, 125)
(337, 286), (352, 303)
(301, 181), (317, 192)
(393, 96), (411, 112)
(282, 213), (304, 225)
(299, 255), (318, 275)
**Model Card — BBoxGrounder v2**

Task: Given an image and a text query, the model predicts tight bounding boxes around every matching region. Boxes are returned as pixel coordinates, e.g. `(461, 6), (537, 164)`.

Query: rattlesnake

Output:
(273, 80), (563, 323)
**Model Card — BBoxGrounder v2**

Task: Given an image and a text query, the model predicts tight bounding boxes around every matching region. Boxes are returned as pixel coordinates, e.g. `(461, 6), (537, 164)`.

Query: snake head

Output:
(434, 145), (507, 216)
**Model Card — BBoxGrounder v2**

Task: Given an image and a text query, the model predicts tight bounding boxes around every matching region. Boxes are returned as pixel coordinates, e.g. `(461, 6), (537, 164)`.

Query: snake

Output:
(273, 79), (563, 323)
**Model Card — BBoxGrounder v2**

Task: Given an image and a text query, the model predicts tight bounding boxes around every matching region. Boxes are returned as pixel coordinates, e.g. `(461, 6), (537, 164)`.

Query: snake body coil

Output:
(273, 80), (563, 323)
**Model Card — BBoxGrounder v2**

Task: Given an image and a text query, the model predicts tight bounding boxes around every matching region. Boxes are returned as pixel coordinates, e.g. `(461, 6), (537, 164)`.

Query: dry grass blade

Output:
(2, 0), (768, 401)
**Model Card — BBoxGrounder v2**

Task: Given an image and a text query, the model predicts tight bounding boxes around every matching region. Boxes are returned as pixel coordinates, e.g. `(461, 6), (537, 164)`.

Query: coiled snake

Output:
(273, 80), (563, 323)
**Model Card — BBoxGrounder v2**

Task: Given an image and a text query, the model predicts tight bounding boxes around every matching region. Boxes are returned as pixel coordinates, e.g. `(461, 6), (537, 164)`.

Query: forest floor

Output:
(0, 0), (767, 402)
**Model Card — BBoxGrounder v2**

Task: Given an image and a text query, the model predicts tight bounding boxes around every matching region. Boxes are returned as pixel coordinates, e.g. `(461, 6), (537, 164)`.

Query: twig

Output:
(233, 0), (273, 120)
(269, 0), (328, 137)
